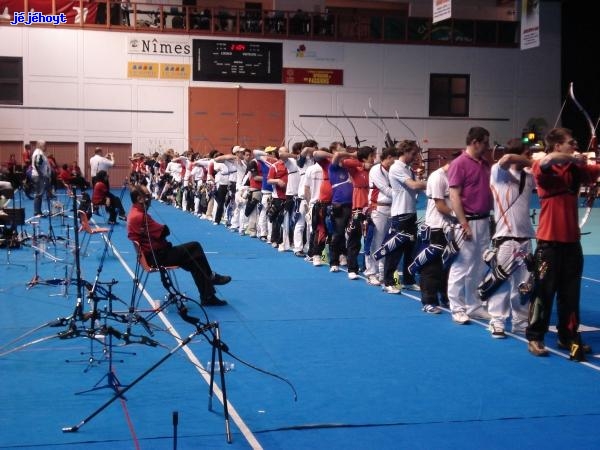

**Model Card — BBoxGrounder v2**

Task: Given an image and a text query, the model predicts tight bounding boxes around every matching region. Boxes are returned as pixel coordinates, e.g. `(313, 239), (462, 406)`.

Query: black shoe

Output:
(212, 273), (231, 285)
(294, 251), (306, 257)
(557, 337), (592, 354)
(201, 296), (228, 307)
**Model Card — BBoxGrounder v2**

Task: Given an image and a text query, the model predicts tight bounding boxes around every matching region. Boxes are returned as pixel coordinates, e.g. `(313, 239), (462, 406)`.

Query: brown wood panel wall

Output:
(0, 141), (24, 171)
(84, 142), (132, 187)
(189, 87), (285, 154)
(0, 141), (77, 171)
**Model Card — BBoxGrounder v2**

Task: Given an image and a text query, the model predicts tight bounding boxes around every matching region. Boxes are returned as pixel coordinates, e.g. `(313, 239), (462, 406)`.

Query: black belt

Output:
(465, 213), (490, 221)
(493, 236), (530, 247)
(537, 239), (578, 247)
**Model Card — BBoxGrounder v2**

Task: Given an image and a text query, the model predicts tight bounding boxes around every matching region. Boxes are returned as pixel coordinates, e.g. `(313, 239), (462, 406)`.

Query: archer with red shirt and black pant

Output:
(527, 127), (600, 360)
(127, 184), (231, 307)
(342, 146), (376, 279)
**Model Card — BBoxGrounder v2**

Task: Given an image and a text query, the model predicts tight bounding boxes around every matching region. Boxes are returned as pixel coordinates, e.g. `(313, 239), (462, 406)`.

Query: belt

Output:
(537, 239), (578, 247)
(493, 236), (530, 246)
(371, 202), (391, 207)
(465, 213), (490, 221)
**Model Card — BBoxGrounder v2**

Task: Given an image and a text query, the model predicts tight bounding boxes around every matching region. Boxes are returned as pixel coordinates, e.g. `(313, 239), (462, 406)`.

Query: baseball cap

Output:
(265, 146), (277, 153)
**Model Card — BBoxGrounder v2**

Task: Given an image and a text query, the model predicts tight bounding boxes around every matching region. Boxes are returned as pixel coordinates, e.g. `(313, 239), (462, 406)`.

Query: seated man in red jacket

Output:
(92, 170), (126, 224)
(127, 184), (230, 306)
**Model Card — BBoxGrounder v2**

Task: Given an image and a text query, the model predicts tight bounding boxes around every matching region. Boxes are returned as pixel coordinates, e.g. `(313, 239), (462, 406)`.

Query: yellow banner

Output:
(128, 62), (159, 78)
(160, 63), (191, 80)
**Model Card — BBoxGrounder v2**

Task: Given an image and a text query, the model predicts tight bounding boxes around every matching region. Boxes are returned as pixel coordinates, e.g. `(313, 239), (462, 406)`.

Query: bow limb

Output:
(569, 82), (596, 151)
(368, 98), (395, 148)
(342, 108), (364, 147)
(569, 83), (598, 229)
(292, 120), (309, 141)
(394, 110), (426, 174)
(363, 110), (385, 138)
(394, 111), (420, 144)
(325, 115), (347, 148)
(298, 121), (317, 141)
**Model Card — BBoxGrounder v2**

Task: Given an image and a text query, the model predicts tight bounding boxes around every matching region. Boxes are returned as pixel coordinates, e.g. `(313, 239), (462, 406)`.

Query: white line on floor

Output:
(110, 242), (263, 449)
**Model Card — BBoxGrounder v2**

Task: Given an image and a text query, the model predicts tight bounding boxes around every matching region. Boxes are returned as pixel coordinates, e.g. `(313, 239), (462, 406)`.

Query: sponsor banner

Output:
(520, 0), (540, 50)
(1, 0), (98, 24)
(160, 63), (190, 80)
(433, 0), (452, 24)
(283, 68), (343, 86)
(284, 42), (342, 63)
(128, 62), (159, 79)
(128, 37), (191, 56)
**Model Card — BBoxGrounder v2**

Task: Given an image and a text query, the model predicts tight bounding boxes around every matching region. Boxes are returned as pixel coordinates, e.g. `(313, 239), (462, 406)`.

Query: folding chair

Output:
(131, 240), (179, 311)
(78, 210), (109, 256)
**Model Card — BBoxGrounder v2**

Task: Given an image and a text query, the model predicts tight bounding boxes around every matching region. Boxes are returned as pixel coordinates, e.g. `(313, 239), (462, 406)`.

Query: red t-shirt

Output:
(343, 159), (369, 209)
(267, 159), (288, 199)
(317, 159), (332, 203)
(533, 160), (600, 242)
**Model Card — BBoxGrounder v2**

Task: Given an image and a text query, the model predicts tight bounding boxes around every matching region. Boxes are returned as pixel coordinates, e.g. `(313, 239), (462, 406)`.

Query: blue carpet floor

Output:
(1, 192), (600, 449)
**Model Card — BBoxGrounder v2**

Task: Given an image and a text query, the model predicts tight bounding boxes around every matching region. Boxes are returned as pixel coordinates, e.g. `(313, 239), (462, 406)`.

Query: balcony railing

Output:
(0, 1), (519, 48)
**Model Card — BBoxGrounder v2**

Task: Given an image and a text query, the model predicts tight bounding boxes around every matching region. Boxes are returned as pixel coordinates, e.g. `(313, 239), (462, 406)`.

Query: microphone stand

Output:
(74, 279), (129, 396)
(26, 220), (67, 289)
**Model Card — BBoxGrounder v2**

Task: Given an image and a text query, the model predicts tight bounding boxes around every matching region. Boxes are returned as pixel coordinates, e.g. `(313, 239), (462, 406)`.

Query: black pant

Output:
(213, 184), (229, 224)
(308, 202), (329, 257)
(383, 213), (417, 286)
(419, 229), (449, 306)
(329, 203), (351, 266)
(346, 209), (365, 274)
(526, 241), (583, 343)
(150, 242), (215, 301)
(269, 197), (286, 245)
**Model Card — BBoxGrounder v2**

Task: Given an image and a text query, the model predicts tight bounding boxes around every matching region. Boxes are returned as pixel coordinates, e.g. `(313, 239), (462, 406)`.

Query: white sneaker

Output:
(404, 283), (421, 292)
(383, 285), (401, 294)
(339, 255), (348, 266)
(422, 304), (442, 314)
(367, 275), (381, 286)
(312, 255), (322, 267)
(348, 272), (359, 280)
(330, 265), (339, 273)
(452, 311), (470, 324)
(469, 309), (492, 321)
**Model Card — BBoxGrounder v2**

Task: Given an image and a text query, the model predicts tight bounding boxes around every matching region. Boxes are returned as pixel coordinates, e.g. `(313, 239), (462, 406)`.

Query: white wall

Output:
(0, 1), (560, 162)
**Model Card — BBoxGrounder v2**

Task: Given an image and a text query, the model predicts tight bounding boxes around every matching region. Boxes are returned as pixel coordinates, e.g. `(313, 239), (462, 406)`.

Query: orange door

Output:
(238, 89), (285, 149)
(189, 87), (285, 154)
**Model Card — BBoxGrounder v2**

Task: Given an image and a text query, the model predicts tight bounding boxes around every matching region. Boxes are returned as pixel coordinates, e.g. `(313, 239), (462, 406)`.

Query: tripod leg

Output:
(63, 329), (199, 433)
(207, 324), (232, 443)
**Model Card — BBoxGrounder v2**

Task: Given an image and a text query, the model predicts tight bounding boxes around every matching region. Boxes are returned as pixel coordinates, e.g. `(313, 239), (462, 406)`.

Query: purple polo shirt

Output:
(447, 150), (492, 215)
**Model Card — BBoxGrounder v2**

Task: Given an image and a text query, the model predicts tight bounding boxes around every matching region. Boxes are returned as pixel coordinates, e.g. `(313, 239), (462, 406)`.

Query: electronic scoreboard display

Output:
(192, 39), (282, 83)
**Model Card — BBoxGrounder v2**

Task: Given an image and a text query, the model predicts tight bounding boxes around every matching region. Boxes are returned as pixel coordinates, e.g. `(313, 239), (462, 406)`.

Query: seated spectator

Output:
(127, 184), (231, 306)
(92, 170), (126, 224)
